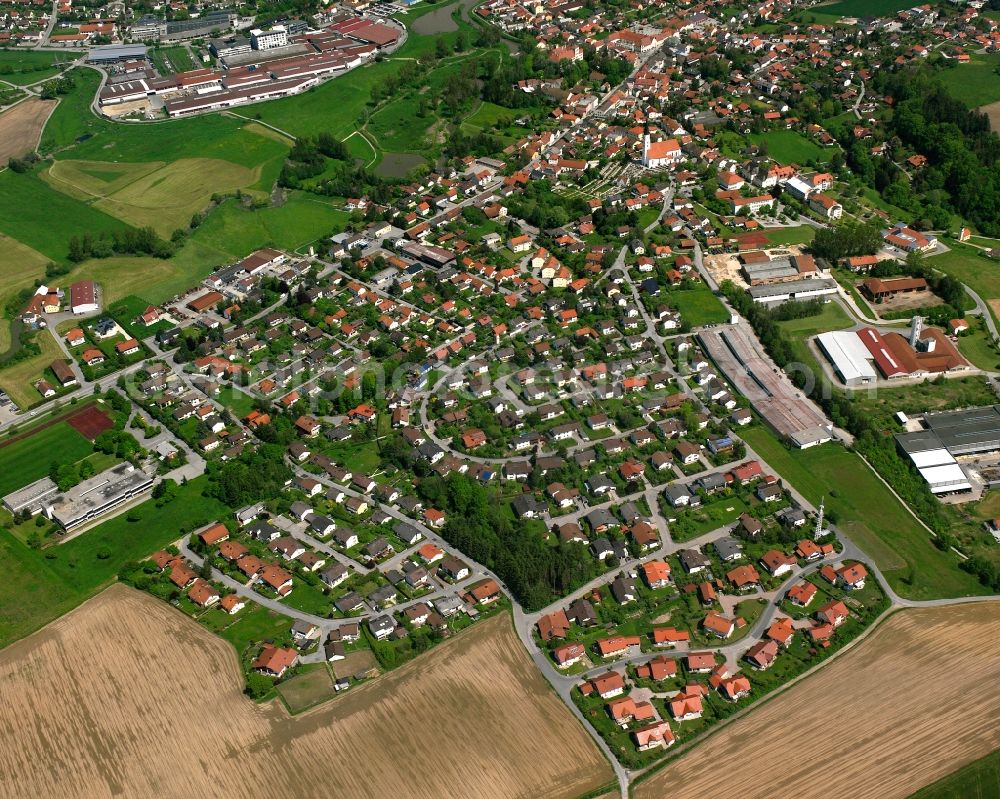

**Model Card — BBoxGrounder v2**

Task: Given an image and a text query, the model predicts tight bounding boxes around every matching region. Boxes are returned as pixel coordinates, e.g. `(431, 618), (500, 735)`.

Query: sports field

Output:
(742, 426), (986, 599)
(149, 46), (196, 75)
(635, 603), (1000, 799)
(0, 589), (614, 799)
(0, 419), (92, 495)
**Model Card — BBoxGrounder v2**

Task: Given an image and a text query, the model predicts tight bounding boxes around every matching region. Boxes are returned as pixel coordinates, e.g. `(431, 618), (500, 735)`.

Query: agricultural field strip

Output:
(0, 587), (613, 799)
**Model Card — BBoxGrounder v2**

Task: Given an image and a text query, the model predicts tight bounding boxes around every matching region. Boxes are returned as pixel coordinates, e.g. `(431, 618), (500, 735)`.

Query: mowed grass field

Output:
(0, 170), (132, 263)
(742, 426), (987, 599)
(910, 747), (1000, 799)
(0, 476), (226, 648)
(0, 420), (92, 495)
(812, 0), (917, 17)
(937, 54), (1000, 109)
(749, 130), (828, 164)
(45, 157), (263, 237)
(0, 588), (614, 799)
(763, 226), (815, 246)
(0, 233), (48, 352)
(669, 284), (729, 326)
(635, 603), (1000, 799)
(928, 242), (1000, 309)
(0, 50), (67, 85)
(776, 301), (854, 337)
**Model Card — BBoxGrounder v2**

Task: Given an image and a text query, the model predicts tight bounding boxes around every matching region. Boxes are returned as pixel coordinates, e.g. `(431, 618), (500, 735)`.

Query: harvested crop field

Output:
(635, 603), (1000, 799)
(0, 585), (613, 799)
(0, 98), (56, 163)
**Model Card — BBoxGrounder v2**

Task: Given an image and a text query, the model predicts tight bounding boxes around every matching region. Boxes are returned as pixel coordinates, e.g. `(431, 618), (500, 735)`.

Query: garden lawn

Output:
(215, 386), (256, 419)
(741, 426), (987, 600)
(0, 330), (65, 409)
(216, 602), (295, 655)
(776, 302), (853, 337)
(0, 476), (227, 649)
(749, 130), (828, 165)
(669, 285), (729, 326)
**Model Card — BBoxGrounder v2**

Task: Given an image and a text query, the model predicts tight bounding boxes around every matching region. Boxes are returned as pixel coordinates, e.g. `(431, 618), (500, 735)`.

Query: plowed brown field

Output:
(635, 603), (1000, 799)
(0, 98), (55, 163)
(0, 585), (612, 799)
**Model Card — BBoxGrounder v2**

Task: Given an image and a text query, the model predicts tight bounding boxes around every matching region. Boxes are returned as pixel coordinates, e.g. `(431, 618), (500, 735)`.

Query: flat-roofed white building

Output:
(250, 25), (287, 50)
(815, 330), (878, 387)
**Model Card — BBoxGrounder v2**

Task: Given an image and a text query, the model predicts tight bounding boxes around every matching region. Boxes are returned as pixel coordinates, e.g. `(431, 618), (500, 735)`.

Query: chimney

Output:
(909, 315), (923, 348)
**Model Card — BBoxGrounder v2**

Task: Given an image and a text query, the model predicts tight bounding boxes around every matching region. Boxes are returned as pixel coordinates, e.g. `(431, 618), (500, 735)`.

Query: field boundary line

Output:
(224, 111), (297, 142)
(342, 130), (379, 169)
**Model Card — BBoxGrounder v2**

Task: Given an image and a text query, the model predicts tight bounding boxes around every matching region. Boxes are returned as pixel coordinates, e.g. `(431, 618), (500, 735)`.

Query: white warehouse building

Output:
(815, 330), (878, 387)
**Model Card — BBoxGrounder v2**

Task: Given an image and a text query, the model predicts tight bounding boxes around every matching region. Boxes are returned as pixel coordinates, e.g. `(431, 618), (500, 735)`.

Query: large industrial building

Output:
(740, 252), (816, 286)
(698, 322), (833, 448)
(817, 318), (970, 385)
(815, 330), (878, 386)
(748, 277), (837, 304)
(895, 405), (1000, 495)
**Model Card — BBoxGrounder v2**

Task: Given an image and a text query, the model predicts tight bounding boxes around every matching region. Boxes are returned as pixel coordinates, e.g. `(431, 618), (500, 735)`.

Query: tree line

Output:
(68, 226), (174, 262)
